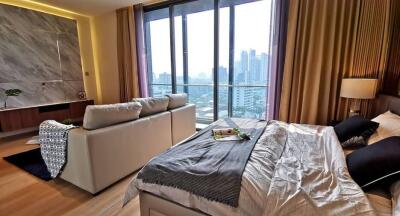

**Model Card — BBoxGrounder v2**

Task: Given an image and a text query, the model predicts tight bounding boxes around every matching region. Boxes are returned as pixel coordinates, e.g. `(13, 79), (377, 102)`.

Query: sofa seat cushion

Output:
(166, 93), (188, 109)
(132, 97), (169, 117)
(83, 102), (142, 130)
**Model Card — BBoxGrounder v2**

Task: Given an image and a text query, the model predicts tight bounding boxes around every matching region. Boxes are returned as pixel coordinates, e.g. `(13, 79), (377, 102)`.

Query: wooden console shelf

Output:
(0, 100), (94, 133)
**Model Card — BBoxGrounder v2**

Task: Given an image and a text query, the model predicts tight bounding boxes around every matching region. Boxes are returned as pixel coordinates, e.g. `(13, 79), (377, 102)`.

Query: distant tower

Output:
(218, 66), (228, 84)
(240, 51), (249, 83)
(260, 53), (269, 83)
(248, 49), (260, 84)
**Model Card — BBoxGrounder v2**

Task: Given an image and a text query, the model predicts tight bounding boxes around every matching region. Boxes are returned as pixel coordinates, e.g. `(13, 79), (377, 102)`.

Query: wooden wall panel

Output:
(383, 0), (400, 96)
(0, 100), (93, 133)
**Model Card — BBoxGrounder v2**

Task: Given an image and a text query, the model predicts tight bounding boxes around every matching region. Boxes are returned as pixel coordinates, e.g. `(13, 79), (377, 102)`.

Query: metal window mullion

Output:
(182, 14), (189, 93)
(213, 0), (220, 121)
(145, 21), (154, 96)
(169, 6), (177, 93)
(228, 5), (235, 117)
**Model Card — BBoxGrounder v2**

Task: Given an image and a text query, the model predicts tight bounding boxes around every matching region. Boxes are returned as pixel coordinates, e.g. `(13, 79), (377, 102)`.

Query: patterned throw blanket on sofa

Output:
(39, 120), (78, 178)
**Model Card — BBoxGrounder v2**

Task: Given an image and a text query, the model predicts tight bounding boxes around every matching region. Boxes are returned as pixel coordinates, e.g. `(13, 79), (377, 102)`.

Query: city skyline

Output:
(150, 49), (270, 121)
(153, 49), (270, 84)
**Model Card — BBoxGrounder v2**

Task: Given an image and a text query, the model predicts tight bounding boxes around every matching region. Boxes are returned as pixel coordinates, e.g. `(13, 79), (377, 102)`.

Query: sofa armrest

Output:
(170, 104), (196, 145)
(60, 128), (96, 193)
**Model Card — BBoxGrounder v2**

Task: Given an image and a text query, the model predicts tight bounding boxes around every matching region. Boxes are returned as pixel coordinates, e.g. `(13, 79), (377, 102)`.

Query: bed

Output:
(123, 94), (400, 216)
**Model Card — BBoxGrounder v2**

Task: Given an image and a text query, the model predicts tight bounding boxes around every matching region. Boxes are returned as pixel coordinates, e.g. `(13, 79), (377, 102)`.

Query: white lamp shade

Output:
(340, 78), (378, 99)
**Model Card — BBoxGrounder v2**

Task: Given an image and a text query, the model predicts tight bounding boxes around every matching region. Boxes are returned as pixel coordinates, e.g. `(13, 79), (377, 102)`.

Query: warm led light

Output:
(90, 17), (103, 104)
(0, 0), (89, 19)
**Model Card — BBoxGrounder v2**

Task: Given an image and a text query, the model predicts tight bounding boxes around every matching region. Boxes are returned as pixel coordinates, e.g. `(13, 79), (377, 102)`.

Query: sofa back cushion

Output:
(83, 102), (142, 130)
(132, 97), (169, 117)
(166, 93), (188, 109)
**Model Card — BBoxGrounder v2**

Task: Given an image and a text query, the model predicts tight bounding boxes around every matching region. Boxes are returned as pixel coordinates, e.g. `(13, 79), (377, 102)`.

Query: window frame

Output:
(143, 0), (273, 123)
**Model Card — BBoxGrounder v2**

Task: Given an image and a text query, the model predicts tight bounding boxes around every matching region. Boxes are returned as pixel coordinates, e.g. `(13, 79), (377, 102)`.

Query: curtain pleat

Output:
(280, 0), (360, 125)
(116, 7), (141, 102)
(134, 4), (149, 98)
(279, 0), (392, 124)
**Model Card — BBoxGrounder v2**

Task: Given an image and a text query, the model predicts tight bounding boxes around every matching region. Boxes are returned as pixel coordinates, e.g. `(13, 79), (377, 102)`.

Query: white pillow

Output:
(368, 111), (400, 145)
(132, 97), (169, 117)
(391, 180), (400, 216)
(166, 93), (188, 109)
(83, 102), (142, 130)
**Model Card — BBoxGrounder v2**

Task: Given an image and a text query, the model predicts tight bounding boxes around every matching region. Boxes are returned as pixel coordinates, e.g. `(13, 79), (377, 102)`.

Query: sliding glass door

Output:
(144, 0), (275, 123)
(174, 0), (215, 123)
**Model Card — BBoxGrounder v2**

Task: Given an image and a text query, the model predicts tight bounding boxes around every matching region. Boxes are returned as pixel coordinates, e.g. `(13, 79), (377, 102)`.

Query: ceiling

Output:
(33, 0), (158, 16)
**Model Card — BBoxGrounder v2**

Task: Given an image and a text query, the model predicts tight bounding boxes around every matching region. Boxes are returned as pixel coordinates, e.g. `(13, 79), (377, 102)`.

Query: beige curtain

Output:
(117, 6), (140, 102)
(279, 0), (392, 125)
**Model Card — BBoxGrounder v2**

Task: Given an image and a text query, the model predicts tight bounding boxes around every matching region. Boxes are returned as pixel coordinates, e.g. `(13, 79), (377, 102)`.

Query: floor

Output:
(0, 132), (140, 216)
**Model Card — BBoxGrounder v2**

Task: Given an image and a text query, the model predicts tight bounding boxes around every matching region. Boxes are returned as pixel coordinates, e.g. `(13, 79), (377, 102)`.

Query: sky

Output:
(148, 0), (273, 79)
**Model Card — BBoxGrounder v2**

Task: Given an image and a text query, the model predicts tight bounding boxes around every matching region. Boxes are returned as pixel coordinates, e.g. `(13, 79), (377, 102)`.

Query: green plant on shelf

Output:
(62, 118), (73, 125)
(3, 89), (22, 109)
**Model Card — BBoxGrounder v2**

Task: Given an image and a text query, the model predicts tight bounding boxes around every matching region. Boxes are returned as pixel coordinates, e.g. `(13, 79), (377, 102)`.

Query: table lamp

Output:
(340, 78), (378, 116)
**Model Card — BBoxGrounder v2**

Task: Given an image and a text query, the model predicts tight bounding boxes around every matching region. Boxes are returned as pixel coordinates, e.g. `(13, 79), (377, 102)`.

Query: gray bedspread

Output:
(136, 118), (267, 207)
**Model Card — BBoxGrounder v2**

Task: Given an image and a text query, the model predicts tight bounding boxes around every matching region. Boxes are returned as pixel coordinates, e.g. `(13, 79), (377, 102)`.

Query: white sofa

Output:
(60, 98), (196, 194)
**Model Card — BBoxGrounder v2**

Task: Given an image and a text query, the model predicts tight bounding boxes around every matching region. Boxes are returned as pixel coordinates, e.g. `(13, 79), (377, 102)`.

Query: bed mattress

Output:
(125, 120), (377, 215)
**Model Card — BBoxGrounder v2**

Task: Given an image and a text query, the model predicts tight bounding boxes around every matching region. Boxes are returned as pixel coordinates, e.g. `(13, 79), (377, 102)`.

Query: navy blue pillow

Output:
(334, 116), (379, 143)
(346, 136), (400, 188)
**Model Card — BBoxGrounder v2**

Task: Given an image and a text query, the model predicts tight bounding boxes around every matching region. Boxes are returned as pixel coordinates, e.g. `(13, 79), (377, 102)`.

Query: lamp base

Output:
(349, 109), (360, 117)
(349, 99), (361, 117)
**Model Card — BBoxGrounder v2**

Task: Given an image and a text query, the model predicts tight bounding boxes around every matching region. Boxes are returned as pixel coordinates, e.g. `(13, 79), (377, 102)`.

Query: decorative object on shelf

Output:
(328, 120), (341, 127)
(3, 88), (22, 109)
(77, 91), (86, 100)
(340, 78), (378, 116)
(61, 118), (73, 125)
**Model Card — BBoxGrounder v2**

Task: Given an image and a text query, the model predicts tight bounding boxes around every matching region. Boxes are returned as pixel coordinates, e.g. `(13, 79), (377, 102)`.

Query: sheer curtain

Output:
(267, 0), (289, 120)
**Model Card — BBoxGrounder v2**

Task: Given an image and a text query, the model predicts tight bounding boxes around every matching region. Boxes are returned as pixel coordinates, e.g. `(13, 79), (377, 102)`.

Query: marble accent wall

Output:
(0, 4), (84, 109)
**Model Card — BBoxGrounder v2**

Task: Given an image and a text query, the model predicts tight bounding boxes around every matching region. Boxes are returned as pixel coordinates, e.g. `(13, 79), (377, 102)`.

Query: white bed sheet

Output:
(366, 191), (392, 216)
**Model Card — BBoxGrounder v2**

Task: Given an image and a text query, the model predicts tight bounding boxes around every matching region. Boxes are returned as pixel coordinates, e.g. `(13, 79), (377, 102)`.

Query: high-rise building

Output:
(260, 53), (269, 83)
(248, 49), (257, 83)
(240, 50), (249, 78)
(218, 66), (228, 84)
(158, 72), (171, 84)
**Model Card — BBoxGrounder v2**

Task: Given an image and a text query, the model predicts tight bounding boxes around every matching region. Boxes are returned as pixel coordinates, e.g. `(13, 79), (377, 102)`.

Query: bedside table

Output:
(328, 120), (341, 126)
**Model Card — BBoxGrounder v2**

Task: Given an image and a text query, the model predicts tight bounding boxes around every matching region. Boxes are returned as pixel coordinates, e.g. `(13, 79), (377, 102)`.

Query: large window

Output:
(144, 0), (275, 123)
(145, 8), (172, 97)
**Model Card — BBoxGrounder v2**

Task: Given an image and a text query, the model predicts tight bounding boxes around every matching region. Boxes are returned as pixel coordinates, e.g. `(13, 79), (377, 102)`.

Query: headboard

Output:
(372, 94), (400, 117)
